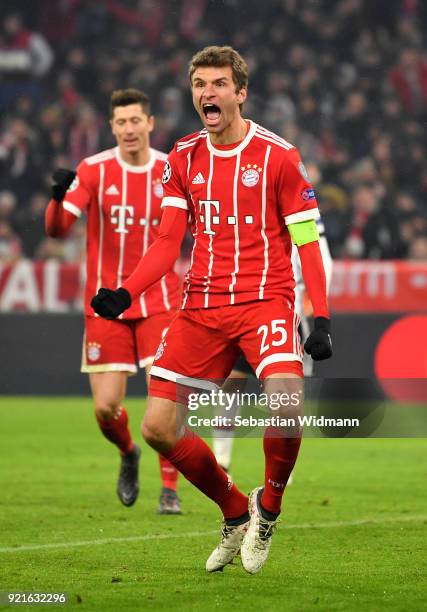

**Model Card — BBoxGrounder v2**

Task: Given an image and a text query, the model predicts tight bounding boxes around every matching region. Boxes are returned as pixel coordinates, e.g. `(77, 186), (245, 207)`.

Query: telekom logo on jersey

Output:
(110, 205), (158, 233)
(199, 200), (254, 235)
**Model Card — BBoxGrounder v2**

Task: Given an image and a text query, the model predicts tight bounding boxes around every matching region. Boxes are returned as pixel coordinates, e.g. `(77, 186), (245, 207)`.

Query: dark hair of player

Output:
(188, 46), (249, 94)
(110, 89), (151, 117)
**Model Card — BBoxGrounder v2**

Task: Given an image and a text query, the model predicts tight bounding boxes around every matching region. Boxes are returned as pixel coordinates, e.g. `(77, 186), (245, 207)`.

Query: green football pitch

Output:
(0, 397), (425, 611)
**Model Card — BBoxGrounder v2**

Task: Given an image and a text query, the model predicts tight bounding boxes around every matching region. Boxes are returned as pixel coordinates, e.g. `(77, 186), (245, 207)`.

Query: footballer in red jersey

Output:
(92, 49), (332, 573)
(161, 122), (319, 310)
(45, 89), (181, 514)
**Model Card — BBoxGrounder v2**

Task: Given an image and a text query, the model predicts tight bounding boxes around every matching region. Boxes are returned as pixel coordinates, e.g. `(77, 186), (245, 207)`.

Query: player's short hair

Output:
(188, 46), (249, 93)
(110, 89), (151, 117)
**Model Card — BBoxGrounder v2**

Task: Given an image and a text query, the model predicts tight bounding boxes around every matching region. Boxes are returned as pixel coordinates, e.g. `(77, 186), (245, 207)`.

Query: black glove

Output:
(304, 317), (332, 361)
(90, 287), (131, 319)
(51, 168), (76, 202)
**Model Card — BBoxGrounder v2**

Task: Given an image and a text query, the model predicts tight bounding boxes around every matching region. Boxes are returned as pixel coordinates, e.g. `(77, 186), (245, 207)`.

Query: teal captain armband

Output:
(288, 219), (319, 246)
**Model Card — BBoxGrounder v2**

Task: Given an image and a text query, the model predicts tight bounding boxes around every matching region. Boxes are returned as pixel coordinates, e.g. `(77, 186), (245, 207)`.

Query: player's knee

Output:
(141, 417), (174, 451)
(94, 402), (120, 422)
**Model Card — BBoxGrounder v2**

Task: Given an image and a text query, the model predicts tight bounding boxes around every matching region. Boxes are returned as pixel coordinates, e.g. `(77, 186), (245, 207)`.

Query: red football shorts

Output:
(81, 311), (174, 374)
(150, 298), (304, 400)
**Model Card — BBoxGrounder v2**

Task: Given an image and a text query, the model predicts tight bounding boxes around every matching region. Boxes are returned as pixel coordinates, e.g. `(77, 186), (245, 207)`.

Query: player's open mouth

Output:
(202, 103), (221, 124)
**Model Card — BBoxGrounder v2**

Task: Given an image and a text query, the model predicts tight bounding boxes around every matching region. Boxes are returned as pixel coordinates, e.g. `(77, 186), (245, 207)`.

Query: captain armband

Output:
(288, 219), (319, 246)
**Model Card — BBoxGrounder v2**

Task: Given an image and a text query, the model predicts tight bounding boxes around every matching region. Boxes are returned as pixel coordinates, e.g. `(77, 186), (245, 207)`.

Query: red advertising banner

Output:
(329, 261), (427, 312)
(0, 259), (426, 313)
(0, 260), (84, 312)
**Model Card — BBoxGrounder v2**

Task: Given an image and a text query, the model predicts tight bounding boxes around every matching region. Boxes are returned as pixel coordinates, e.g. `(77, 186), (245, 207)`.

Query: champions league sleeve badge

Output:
(162, 161), (172, 184)
(67, 175), (80, 192)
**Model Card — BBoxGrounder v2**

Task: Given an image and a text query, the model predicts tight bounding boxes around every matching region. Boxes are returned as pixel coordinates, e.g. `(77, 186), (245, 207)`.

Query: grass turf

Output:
(0, 397), (426, 611)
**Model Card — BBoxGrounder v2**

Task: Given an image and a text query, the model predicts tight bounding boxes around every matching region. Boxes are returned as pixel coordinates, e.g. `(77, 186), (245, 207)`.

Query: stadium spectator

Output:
(68, 103), (101, 167)
(0, 220), (22, 264)
(57, 71), (81, 113)
(0, 12), (53, 112)
(408, 234), (427, 260)
(64, 48), (98, 103)
(389, 47), (427, 115)
(13, 192), (48, 258)
(344, 184), (400, 259)
(38, 105), (70, 163)
(34, 235), (65, 261)
(0, 190), (17, 221)
(338, 91), (371, 158)
(0, 117), (43, 205)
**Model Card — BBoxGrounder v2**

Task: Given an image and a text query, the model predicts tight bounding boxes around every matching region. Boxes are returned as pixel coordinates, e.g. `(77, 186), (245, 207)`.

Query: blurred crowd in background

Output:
(0, 0), (427, 266)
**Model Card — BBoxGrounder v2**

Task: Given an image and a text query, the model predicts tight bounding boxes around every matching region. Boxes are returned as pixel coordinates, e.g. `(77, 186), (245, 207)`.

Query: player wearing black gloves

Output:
(88, 47), (334, 577)
(91, 288), (131, 319)
(45, 88), (185, 515)
(304, 317), (332, 361)
(51, 168), (76, 202)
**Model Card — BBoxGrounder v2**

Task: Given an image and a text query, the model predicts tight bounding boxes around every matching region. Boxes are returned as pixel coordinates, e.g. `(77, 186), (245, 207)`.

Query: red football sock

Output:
(261, 426), (302, 515)
(163, 428), (248, 519)
(159, 454), (179, 491)
(96, 406), (134, 455)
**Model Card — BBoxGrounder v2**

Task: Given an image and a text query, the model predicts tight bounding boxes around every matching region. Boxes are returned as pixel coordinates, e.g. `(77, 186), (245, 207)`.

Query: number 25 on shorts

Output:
(257, 320), (288, 355)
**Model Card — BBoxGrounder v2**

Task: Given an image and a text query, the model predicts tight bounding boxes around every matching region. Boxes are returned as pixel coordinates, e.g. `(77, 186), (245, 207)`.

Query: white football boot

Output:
(241, 487), (279, 574)
(206, 519), (249, 572)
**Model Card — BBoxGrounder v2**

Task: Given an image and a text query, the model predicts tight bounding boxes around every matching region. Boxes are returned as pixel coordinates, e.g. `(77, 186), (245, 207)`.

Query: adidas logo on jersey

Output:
(192, 172), (205, 184)
(105, 184), (120, 195)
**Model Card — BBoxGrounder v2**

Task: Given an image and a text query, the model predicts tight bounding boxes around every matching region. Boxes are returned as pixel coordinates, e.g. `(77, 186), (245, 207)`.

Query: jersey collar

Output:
(114, 147), (156, 173)
(206, 120), (257, 157)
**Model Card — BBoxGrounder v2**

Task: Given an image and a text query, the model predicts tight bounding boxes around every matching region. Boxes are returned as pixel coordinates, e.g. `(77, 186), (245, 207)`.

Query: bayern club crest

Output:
(153, 180), (163, 198)
(87, 342), (101, 361)
(241, 164), (262, 187)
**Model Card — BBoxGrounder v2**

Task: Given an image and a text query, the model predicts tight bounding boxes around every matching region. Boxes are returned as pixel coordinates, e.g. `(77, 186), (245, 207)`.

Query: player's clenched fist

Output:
(51, 168), (76, 203)
(91, 287), (131, 319)
(304, 317), (333, 361)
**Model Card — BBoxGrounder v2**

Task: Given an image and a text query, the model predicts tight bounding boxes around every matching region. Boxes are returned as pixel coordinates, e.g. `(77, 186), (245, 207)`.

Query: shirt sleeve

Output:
(160, 147), (189, 211)
(62, 161), (94, 218)
(297, 241), (329, 319)
(276, 148), (320, 225)
(45, 199), (76, 237)
(122, 206), (188, 299)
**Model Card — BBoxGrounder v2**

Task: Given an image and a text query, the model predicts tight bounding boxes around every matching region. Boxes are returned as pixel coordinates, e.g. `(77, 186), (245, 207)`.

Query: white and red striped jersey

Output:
(63, 146), (180, 318)
(161, 120), (320, 309)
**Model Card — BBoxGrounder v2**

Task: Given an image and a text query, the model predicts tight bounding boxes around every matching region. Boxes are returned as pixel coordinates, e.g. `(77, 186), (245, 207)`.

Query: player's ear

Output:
(236, 88), (247, 106)
(148, 115), (155, 133)
(110, 119), (116, 136)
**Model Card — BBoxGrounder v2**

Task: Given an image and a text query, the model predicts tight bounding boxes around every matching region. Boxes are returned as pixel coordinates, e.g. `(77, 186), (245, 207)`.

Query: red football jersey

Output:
(63, 146), (180, 318)
(161, 120), (320, 309)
